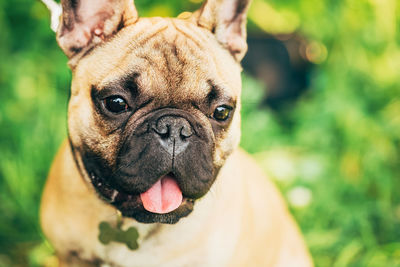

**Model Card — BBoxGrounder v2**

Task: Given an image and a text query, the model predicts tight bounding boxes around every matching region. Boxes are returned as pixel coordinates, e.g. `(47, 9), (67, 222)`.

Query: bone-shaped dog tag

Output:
(98, 221), (139, 250)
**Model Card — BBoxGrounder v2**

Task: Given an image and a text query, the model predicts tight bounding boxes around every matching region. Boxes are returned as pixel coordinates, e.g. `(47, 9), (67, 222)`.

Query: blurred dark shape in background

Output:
(242, 34), (313, 109)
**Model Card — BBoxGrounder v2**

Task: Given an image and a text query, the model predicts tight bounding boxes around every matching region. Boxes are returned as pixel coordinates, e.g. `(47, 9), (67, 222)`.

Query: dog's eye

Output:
(213, 105), (232, 121)
(103, 96), (130, 114)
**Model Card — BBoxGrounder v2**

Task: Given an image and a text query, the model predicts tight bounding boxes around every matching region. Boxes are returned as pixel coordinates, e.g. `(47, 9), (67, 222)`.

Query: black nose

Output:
(153, 116), (193, 156)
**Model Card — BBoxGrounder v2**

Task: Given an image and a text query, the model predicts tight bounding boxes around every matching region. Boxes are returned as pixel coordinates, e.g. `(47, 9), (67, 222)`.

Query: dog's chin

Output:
(88, 172), (195, 224)
(117, 197), (195, 224)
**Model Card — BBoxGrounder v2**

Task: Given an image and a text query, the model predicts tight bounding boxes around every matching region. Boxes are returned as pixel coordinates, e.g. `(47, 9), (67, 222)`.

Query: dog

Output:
(40, 0), (313, 266)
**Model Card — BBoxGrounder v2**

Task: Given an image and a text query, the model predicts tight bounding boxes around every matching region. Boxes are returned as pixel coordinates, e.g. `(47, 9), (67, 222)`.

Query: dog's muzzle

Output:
(81, 108), (218, 223)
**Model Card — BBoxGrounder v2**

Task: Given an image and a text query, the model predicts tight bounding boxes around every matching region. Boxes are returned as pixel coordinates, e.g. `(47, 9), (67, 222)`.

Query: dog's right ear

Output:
(42, 0), (138, 67)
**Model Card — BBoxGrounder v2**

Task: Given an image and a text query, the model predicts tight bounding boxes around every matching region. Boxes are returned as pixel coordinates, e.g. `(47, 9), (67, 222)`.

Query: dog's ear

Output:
(47, 0), (138, 64)
(193, 0), (252, 61)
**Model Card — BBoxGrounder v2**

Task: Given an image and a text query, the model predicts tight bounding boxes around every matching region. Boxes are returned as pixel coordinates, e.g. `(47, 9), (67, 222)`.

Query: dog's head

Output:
(51, 0), (251, 224)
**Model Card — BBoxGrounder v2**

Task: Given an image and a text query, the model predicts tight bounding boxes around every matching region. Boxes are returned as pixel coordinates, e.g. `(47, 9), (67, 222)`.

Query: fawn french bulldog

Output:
(40, 0), (313, 266)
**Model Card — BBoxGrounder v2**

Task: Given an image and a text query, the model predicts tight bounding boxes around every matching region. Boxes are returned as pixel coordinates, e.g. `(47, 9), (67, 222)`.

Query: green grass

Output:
(1, 0), (399, 266)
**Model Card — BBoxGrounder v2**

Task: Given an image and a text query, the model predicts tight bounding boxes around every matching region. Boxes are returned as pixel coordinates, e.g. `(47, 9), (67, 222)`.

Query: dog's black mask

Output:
(79, 108), (218, 224)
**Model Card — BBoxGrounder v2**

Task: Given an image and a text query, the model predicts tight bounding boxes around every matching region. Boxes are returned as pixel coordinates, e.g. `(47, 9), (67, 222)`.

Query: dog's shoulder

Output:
(224, 149), (313, 266)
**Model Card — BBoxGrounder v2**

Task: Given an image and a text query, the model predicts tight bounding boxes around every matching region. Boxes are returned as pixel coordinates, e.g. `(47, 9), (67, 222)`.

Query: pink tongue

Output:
(140, 175), (183, 214)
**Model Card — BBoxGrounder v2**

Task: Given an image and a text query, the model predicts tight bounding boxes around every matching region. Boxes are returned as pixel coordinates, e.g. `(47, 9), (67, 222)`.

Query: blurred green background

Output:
(0, 0), (399, 266)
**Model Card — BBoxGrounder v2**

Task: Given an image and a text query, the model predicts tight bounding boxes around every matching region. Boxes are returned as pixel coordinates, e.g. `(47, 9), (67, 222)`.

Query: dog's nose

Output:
(153, 116), (193, 156)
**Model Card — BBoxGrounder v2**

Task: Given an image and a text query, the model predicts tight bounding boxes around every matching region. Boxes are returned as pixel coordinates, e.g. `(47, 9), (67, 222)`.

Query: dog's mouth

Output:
(139, 174), (183, 214)
(88, 171), (195, 224)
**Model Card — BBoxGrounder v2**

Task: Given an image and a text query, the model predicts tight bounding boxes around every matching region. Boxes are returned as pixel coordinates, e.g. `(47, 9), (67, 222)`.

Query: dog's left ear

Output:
(193, 0), (252, 61)
(43, 0), (138, 66)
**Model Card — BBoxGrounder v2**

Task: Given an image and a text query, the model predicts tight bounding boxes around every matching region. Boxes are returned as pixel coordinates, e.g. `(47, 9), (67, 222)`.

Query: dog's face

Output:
(55, 0), (251, 224)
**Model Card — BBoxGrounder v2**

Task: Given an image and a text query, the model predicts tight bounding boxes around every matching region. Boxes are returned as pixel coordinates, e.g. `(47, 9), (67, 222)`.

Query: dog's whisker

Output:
(110, 190), (119, 203)
(208, 187), (218, 199)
